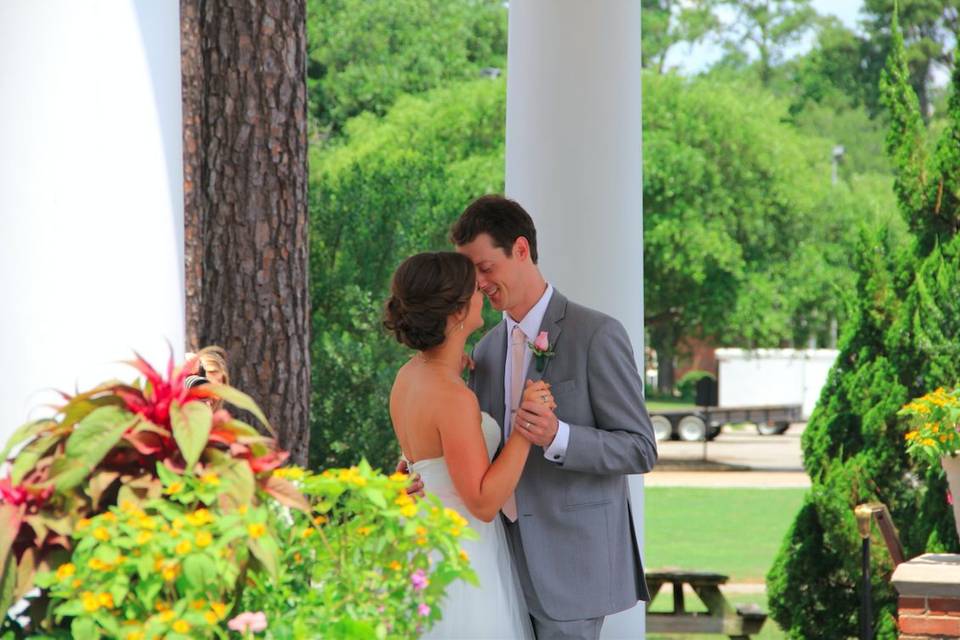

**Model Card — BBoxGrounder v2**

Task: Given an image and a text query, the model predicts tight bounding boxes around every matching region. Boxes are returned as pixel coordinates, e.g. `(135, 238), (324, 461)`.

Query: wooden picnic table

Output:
(645, 570), (767, 639)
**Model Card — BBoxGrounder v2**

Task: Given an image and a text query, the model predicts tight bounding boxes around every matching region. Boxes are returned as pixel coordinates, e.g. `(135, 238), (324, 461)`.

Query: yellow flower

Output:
(137, 531), (153, 545)
(72, 578), (82, 588)
(172, 620), (190, 633)
(155, 600), (171, 612)
(416, 537), (428, 546)
(172, 517), (184, 530)
(82, 592), (99, 612)
(248, 523), (266, 539)
(294, 552), (302, 563)
(204, 611), (219, 624)
(159, 610), (175, 623)
(450, 526), (462, 537)
(415, 526), (427, 536)
(444, 508), (468, 528)
(356, 526), (372, 536)
(187, 509), (213, 527)
(211, 602), (228, 619)
(400, 503), (418, 518)
(165, 481), (184, 495)
(93, 527), (111, 542)
(88, 558), (111, 571)
(394, 493), (414, 508)
(125, 632), (144, 640)
(56, 563), (75, 581)
(301, 527), (316, 539)
(97, 592), (114, 608)
(77, 518), (92, 531)
(195, 530), (213, 548)
(161, 563), (179, 581)
(102, 512), (117, 523)
(200, 472), (219, 486)
(191, 599), (207, 610)
(389, 560), (402, 571)
(389, 472), (408, 483)
(313, 515), (328, 525)
(459, 548), (470, 562)
(238, 504), (249, 515)
(941, 435), (949, 443)
(175, 540), (192, 555)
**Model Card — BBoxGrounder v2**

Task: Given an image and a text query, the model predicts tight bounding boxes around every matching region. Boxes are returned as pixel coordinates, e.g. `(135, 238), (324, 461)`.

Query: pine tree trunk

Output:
(180, 0), (311, 465)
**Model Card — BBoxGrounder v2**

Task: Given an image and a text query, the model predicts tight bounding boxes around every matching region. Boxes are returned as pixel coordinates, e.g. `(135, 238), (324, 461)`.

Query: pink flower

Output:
(534, 331), (550, 351)
(227, 611), (268, 633)
(411, 568), (429, 591)
(418, 603), (431, 617)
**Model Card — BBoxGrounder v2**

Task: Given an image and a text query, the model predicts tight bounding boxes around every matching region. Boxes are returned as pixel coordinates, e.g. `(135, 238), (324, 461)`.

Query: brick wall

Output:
(894, 554), (960, 640)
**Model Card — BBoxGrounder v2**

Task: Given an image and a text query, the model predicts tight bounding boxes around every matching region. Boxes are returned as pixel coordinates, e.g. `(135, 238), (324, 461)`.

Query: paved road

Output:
(648, 423), (810, 488)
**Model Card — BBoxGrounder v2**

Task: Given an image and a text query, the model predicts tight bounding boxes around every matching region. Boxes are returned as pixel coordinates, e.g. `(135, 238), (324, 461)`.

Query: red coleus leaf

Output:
(247, 450), (289, 474)
(208, 428), (237, 445)
(123, 431), (166, 456)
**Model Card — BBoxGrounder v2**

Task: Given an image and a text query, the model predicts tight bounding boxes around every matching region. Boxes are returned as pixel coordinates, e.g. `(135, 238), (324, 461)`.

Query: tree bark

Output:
(180, 0), (311, 465)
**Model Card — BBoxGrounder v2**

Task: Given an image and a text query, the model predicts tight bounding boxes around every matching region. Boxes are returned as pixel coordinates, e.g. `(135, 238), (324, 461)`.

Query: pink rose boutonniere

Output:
(529, 331), (556, 372)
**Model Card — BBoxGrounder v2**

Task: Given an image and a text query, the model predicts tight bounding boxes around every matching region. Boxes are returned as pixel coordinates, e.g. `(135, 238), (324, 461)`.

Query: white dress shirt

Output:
(503, 283), (570, 463)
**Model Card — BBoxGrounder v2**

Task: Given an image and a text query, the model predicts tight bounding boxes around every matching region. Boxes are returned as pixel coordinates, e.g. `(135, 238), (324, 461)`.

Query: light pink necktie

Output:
(503, 325), (526, 522)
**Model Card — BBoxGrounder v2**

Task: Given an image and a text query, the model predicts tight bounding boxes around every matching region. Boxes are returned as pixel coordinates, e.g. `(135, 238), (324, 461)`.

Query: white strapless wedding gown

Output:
(410, 412), (534, 640)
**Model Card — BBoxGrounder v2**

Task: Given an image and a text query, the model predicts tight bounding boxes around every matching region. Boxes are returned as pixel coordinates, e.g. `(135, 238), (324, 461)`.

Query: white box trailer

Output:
(716, 348), (838, 420)
(649, 348), (838, 441)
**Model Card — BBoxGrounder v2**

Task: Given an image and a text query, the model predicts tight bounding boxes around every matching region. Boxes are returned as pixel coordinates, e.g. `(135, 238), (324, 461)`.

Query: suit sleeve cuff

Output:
(543, 420), (570, 463)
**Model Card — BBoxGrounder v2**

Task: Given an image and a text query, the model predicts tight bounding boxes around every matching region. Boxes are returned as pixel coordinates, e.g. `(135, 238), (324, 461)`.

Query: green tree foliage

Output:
(308, 79), (506, 471)
(717, 0), (818, 85)
(768, 14), (960, 638)
(642, 0), (721, 74)
(306, 0), (507, 137)
(643, 71), (896, 390)
(861, 0), (959, 118)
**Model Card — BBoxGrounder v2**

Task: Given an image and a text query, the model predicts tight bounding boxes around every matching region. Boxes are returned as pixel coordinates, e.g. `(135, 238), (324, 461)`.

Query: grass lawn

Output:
(643, 488), (806, 640)
(644, 487), (805, 581)
(646, 400), (697, 412)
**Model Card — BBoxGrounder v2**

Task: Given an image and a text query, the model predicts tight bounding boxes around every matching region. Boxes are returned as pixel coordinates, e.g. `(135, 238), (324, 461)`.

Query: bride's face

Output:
(464, 281), (485, 332)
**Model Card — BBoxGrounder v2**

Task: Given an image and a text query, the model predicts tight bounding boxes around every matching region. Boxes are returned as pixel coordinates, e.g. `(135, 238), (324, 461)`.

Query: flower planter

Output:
(943, 454), (960, 543)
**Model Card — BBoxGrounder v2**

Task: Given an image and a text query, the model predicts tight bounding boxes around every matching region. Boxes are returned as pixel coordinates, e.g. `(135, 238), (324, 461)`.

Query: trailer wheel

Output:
(651, 415), (673, 441)
(756, 422), (791, 436)
(677, 415), (708, 441)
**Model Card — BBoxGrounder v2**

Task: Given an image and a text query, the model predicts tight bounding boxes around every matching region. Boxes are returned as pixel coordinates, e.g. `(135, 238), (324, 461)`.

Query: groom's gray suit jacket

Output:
(469, 289), (658, 622)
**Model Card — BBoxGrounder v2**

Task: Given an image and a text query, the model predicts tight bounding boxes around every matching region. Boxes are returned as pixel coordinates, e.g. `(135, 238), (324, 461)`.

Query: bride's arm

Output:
(439, 387), (531, 523)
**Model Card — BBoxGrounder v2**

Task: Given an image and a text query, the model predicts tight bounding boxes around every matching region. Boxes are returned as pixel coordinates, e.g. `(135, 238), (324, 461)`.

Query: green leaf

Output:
(206, 383), (275, 437)
(10, 433), (60, 484)
(170, 401), (213, 470)
(217, 459), (255, 506)
(0, 419), (54, 462)
(46, 457), (92, 493)
(0, 548), (16, 624)
(182, 554), (216, 591)
(362, 488), (387, 509)
(248, 536), (279, 580)
(71, 617), (99, 639)
(65, 405), (136, 469)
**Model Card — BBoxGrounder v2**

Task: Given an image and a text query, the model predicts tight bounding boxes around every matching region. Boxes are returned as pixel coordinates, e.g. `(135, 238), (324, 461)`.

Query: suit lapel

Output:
(527, 289), (567, 384)
(486, 320), (508, 444)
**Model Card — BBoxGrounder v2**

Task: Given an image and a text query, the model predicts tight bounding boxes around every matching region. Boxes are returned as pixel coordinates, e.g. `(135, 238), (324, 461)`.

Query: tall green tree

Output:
(308, 79), (506, 470)
(768, 11), (960, 638)
(718, 0), (818, 85)
(642, 0), (721, 74)
(306, 0), (507, 138)
(861, 0), (959, 118)
(643, 72), (894, 391)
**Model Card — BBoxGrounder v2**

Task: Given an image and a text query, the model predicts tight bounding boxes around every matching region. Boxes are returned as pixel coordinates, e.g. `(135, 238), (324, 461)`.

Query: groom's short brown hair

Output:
(450, 195), (539, 264)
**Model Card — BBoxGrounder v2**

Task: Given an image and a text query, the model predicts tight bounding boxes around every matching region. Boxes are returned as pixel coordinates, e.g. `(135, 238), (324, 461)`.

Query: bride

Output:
(384, 252), (550, 639)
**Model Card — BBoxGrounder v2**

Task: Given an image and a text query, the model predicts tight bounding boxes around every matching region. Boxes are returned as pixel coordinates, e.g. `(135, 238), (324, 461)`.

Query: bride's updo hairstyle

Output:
(384, 252), (477, 351)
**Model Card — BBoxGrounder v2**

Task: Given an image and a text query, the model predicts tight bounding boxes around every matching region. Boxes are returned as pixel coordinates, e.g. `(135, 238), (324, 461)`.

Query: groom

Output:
(451, 195), (658, 639)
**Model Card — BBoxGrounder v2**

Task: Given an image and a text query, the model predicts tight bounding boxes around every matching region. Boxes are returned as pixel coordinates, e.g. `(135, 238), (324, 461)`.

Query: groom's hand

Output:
(515, 400), (559, 447)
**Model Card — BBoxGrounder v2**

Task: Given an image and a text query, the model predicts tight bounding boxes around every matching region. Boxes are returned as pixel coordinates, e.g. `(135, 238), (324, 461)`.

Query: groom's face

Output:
(456, 233), (520, 313)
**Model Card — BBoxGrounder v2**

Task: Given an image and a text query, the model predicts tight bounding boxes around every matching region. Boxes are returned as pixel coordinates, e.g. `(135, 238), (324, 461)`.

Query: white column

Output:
(0, 1), (185, 449)
(505, 1), (646, 636)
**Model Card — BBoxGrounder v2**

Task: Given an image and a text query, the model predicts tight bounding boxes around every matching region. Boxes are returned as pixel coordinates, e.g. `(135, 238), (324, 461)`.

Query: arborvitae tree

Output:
(768, 10), (960, 639)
